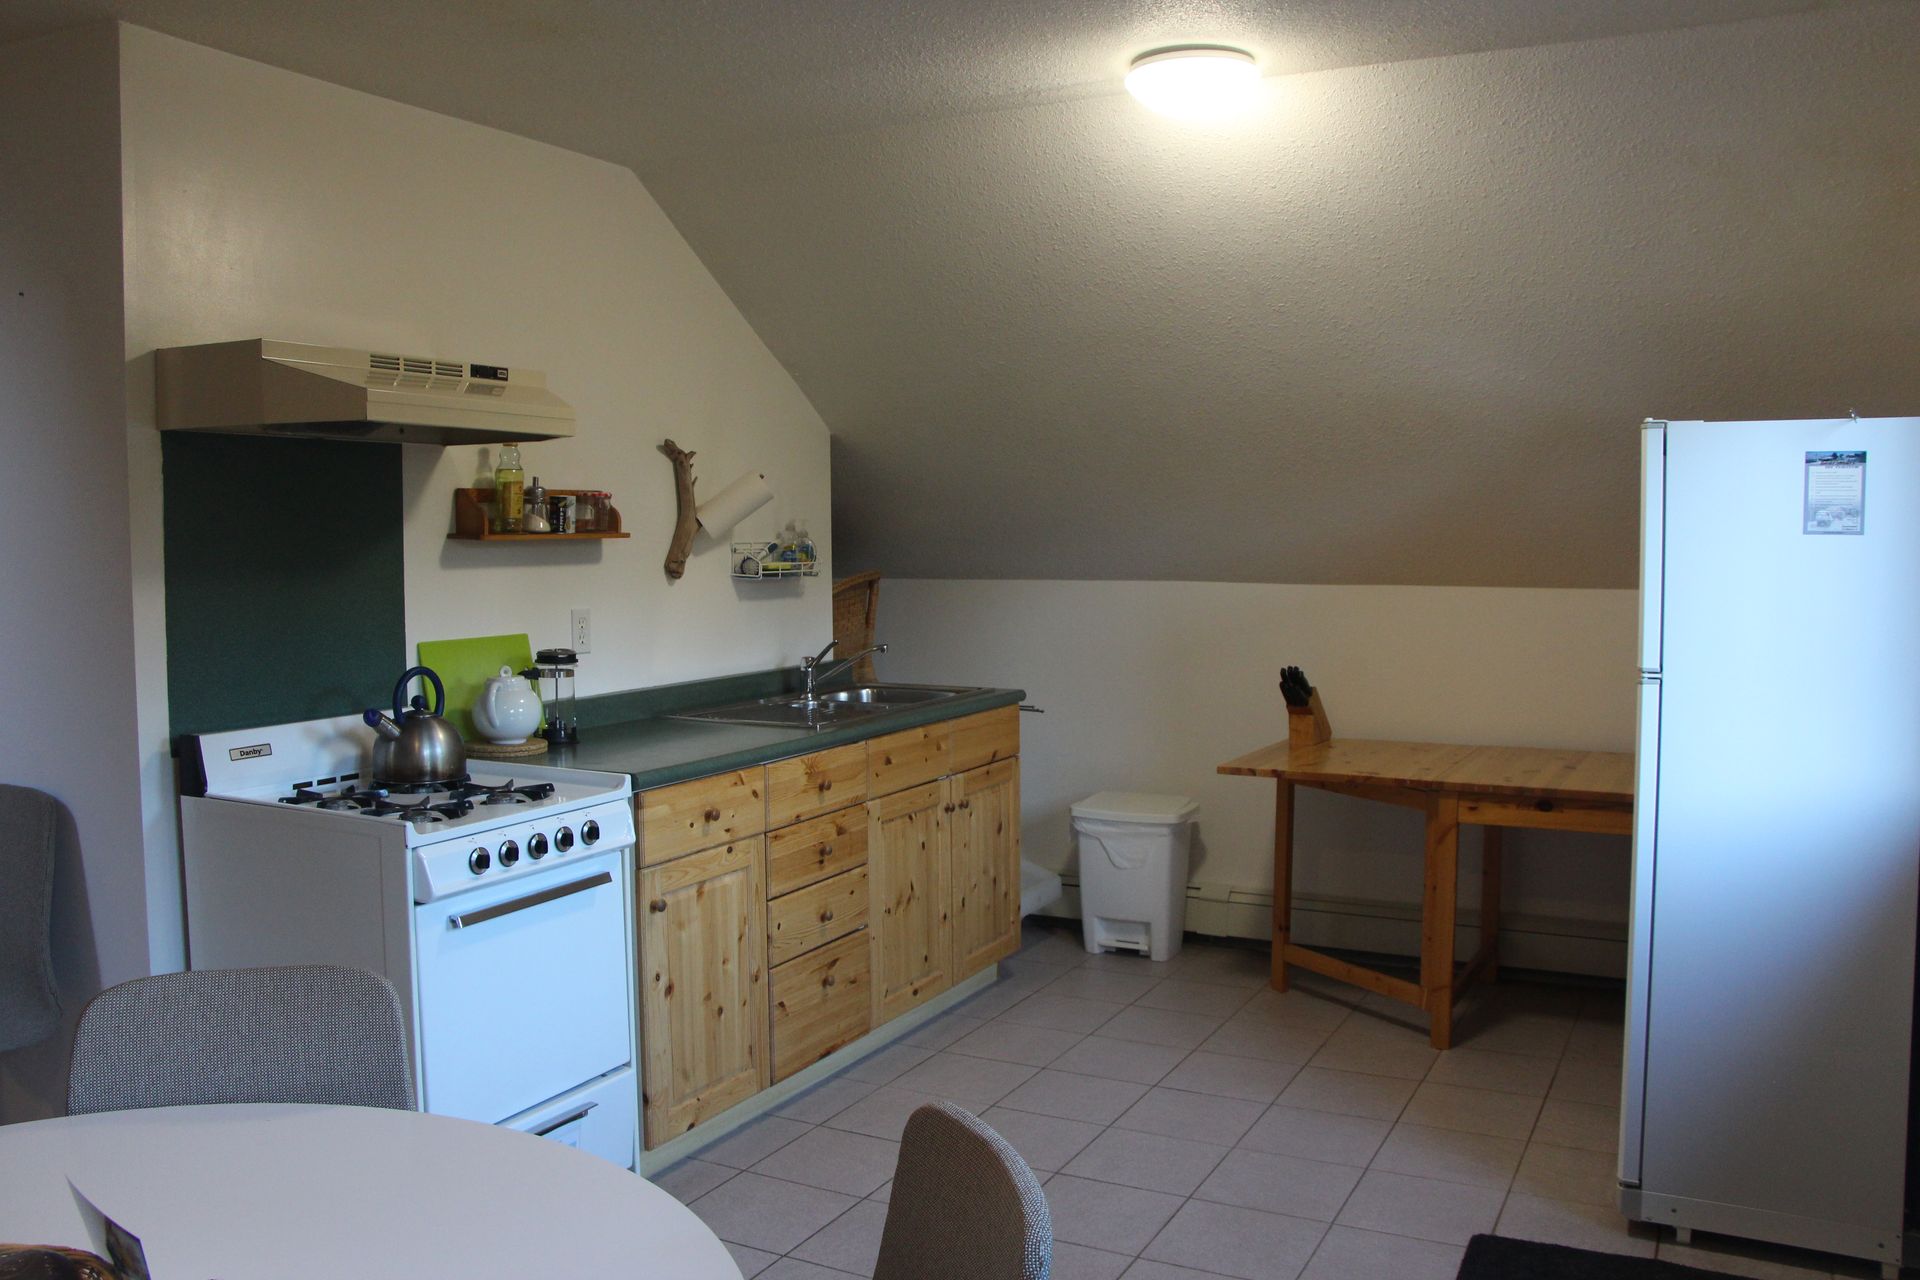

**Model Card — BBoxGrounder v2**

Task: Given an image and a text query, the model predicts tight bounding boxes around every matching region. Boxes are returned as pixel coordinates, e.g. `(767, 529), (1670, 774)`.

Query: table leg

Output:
(1480, 826), (1503, 983)
(1421, 795), (1460, 1049)
(1271, 780), (1295, 992)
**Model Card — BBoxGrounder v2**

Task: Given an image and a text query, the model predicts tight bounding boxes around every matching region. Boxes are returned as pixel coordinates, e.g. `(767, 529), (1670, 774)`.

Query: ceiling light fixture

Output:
(1125, 45), (1261, 121)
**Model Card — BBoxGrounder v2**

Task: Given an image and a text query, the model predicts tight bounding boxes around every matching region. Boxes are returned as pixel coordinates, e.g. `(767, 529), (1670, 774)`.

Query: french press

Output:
(522, 647), (580, 744)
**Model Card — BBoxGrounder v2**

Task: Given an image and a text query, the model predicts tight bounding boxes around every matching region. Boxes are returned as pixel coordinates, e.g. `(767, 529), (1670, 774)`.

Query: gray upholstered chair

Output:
(874, 1101), (1052, 1280)
(67, 964), (414, 1115)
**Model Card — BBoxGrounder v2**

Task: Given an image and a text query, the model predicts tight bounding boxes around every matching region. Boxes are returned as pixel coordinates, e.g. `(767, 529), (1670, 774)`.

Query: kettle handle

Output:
(393, 666), (446, 719)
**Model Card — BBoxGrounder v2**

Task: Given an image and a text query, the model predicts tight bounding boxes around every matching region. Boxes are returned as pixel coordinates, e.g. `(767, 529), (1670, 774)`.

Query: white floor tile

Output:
(1237, 1105), (1393, 1168)
(1299, 1225), (1464, 1280)
(751, 1125), (901, 1197)
(1334, 1169), (1505, 1246)
(1113, 1086), (1267, 1146)
(1193, 1148), (1364, 1222)
(1400, 1081), (1543, 1140)
(689, 1170), (861, 1254)
(998, 1068), (1151, 1124)
(1371, 1122), (1524, 1190)
(790, 1198), (889, 1276)
(1062, 1126), (1231, 1195)
(1275, 1066), (1417, 1120)
(1042, 1173), (1186, 1255)
(1051, 1035), (1190, 1085)
(1495, 1192), (1656, 1257)
(1158, 1051), (1300, 1104)
(1141, 1198), (1327, 1280)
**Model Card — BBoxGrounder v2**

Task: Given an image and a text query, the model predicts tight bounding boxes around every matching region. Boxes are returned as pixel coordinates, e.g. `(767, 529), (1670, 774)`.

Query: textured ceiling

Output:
(8, 0), (1915, 586)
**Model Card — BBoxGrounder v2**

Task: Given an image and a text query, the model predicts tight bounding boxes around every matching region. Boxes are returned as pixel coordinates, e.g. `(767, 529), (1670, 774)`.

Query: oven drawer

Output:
(766, 808), (868, 898)
(770, 930), (871, 1083)
(768, 866), (868, 965)
(500, 1066), (637, 1171)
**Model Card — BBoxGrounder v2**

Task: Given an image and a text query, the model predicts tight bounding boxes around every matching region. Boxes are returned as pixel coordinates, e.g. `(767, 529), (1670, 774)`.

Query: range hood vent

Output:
(155, 339), (575, 446)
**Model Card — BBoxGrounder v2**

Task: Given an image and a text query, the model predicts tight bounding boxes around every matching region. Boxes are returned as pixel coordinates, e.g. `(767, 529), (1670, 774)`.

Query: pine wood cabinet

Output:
(950, 759), (1022, 977)
(638, 838), (768, 1147)
(866, 780), (956, 1024)
(636, 702), (1021, 1148)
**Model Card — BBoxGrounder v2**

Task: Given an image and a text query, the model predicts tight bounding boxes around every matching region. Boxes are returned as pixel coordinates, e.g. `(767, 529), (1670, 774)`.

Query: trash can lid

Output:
(1070, 791), (1199, 824)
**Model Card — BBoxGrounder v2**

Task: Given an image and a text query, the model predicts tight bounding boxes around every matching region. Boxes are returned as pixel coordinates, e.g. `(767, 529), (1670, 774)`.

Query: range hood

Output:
(155, 339), (575, 445)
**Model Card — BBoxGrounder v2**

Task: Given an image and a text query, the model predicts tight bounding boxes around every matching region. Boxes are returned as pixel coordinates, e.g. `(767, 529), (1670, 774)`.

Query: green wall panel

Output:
(163, 433), (405, 736)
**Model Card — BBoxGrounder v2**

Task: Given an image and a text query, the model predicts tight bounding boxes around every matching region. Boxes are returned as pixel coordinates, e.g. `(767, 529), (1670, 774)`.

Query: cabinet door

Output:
(950, 761), (1021, 978)
(639, 838), (768, 1148)
(866, 782), (953, 1024)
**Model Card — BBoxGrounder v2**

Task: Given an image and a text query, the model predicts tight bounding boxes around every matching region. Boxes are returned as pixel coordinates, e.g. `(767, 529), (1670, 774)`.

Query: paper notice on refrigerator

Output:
(1804, 451), (1866, 535)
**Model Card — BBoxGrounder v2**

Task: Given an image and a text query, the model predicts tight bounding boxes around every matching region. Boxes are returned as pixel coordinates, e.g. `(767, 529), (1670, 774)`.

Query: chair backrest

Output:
(67, 964), (414, 1115)
(874, 1101), (1052, 1280)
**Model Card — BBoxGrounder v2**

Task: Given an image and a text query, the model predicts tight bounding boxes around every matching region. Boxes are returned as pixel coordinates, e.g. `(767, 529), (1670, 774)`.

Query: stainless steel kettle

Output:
(364, 666), (467, 788)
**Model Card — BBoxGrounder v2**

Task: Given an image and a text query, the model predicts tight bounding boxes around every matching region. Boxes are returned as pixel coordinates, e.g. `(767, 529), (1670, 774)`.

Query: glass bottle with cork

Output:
(493, 443), (525, 533)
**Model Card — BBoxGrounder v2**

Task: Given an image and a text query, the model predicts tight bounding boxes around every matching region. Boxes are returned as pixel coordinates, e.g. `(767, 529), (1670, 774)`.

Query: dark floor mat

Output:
(1458, 1235), (1719, 1280)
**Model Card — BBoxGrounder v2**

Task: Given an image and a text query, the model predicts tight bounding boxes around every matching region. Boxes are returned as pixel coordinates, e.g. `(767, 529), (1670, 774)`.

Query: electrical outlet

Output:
(571, 608), (591, 654)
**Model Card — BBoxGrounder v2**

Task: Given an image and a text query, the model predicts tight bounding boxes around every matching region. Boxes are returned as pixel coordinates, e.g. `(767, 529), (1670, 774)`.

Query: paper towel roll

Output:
(696, 470), (774, 536)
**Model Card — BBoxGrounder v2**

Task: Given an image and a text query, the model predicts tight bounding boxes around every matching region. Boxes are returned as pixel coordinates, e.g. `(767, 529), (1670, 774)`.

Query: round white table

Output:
(0, 1104), (740, 1278)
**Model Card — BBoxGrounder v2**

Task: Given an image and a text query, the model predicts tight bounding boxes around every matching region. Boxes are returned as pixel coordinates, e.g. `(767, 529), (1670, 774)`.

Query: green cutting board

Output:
(416, 633), (535, 740)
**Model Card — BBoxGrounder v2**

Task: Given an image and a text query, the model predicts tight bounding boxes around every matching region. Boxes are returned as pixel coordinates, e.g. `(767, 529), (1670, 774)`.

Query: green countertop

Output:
(543, 681), (1026, 791)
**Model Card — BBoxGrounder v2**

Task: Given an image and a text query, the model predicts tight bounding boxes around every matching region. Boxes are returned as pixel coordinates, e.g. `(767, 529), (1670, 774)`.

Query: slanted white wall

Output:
(878, 580), (1637, 972)
(0, 23), (144, 1121)
(114, 26), (834, 971)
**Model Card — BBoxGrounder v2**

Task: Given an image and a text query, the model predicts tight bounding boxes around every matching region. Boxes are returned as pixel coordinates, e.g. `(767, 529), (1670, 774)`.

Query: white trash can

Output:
(1072, 791), (1199, 962)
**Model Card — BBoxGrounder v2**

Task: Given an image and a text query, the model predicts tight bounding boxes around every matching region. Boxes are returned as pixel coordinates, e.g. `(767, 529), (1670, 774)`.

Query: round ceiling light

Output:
(1124, 45), (1261, 120)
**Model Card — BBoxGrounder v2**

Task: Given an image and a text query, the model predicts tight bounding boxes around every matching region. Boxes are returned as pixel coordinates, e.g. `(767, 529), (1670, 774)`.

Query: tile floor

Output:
(654, 923), (1869, 1280)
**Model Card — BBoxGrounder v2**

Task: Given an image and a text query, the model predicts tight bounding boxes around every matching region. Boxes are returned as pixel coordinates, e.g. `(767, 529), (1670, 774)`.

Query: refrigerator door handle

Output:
(1638, 420), (1666, 675)
(1619, 674), (1661, 1187)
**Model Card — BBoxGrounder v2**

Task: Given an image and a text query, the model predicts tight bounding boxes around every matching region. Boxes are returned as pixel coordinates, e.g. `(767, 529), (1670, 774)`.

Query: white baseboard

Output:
(1038, 878), (1626, 979)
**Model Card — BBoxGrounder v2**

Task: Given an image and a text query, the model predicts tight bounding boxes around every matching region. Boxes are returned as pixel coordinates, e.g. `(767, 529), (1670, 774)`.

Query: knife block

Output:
(1288, 689), (1333, 750)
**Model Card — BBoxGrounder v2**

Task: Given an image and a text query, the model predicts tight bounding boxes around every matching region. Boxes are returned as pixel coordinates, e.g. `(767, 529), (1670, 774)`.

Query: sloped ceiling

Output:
(9, 0), (1916, 586)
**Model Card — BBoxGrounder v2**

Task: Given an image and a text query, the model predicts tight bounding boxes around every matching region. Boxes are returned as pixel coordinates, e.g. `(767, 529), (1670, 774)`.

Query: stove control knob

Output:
(580, 820), (600, 846)
(556, 826), (576, 853)
(497, 839), (520, 868)
(468, 847), (491, 875)
(527, 832), (549, 860)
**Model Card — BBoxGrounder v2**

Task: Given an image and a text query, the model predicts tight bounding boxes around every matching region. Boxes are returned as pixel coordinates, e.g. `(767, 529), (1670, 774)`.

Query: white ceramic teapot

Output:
(471, 666), (543, 745)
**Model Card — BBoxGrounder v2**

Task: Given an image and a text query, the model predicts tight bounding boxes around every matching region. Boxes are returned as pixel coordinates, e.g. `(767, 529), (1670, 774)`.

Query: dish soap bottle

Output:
(794, 518), (815, 564)
(493, 443), (525, 533)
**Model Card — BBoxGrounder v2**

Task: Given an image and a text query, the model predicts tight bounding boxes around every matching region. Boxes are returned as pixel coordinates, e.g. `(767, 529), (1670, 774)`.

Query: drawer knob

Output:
(703, 807), (722, 822)
(959, 799), (971, 810)
(821, 908), (835, 923)
(648, 898), (667, 914)
(820, 779), (832, 792)
(943, 803), (955, 813)
(822, 974), (836, 988)
(820, 844), (834, 860)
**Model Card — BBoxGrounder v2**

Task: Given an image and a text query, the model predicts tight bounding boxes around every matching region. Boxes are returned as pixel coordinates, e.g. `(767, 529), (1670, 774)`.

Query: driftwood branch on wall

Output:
(660, 438), (698, 579)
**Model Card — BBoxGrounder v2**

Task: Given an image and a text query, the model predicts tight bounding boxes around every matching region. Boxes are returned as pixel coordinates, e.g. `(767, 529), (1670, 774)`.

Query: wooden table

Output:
(0, 1104), (743, 1278)
(1219, 735), (1634, 1049)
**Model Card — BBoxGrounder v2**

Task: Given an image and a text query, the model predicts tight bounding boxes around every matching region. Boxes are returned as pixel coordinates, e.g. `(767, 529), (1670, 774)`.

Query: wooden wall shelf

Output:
(451, 487), (631, 542)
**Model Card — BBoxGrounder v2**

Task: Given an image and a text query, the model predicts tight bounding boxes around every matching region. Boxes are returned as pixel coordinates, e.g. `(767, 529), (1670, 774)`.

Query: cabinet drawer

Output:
(866, 723), (952, 796)
(636, 768), (767, 867)
(950, 706), (1019, 774)
(766, 808), (868, 899)
(768, 866), (868, 966)
(767, 742), (868, 828)
(770, 930), (871, 1083)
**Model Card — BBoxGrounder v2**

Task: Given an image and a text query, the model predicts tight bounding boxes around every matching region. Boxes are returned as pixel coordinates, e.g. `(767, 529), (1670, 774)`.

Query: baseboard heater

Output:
(1037, 875), (1628, 979)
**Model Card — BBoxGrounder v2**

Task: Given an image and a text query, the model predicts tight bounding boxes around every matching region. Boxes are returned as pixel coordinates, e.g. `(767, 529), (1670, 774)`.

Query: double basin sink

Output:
(668, 683), (978, 730)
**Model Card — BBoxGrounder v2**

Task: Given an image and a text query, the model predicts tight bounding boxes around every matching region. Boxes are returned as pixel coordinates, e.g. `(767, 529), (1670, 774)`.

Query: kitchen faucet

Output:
(802, 639), (888, 702)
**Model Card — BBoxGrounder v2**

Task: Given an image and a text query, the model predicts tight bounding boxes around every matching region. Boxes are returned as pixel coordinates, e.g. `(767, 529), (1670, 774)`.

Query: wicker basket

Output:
(831, 571), (882, 681)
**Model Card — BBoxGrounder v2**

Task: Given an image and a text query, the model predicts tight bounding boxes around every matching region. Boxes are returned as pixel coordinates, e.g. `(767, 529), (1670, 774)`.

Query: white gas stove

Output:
(179, 713), (639, 1168)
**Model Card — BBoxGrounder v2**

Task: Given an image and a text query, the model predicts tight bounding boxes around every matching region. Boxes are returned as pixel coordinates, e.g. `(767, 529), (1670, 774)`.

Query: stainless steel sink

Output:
(669, 684), (974, 729)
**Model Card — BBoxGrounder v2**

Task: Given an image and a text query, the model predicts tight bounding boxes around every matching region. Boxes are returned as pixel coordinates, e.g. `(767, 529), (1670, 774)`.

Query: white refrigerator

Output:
(1622, 417), (1920, 1275)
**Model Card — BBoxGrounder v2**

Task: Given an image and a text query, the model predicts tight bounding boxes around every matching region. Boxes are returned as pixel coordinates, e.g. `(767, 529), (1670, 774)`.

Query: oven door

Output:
(412, 847), (631, 1123)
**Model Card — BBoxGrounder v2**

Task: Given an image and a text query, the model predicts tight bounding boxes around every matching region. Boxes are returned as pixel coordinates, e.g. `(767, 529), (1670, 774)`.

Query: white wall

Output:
(877, 580), (1637, 970)
(115, 26), (834, 968)
(0, 23), (146, 1120)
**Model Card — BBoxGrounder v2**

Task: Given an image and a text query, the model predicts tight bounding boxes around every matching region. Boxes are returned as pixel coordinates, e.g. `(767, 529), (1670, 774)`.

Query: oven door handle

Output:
(448, 870), (613, 930)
